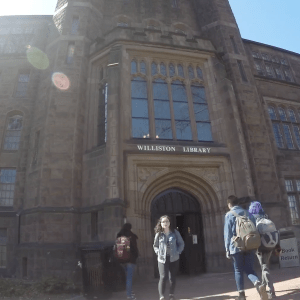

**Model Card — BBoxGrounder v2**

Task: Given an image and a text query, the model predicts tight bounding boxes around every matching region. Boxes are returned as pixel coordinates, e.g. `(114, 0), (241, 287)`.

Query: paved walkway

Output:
(109, 266), (300, 300)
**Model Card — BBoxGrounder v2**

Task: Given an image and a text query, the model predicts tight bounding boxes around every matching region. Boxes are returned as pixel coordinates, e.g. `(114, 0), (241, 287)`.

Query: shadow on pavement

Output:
(276, 288), (300, 300)
(189, 296), (236, 300)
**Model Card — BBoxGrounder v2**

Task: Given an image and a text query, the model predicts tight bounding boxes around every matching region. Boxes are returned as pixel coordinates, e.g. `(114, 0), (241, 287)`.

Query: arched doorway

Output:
(151, 189), (206, 277)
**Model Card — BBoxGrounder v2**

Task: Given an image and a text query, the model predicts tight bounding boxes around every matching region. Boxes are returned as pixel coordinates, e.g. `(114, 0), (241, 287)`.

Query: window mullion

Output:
(147, 65), (155, 140)
(185, 82), (197, 142)
(167, 79), (176, 140)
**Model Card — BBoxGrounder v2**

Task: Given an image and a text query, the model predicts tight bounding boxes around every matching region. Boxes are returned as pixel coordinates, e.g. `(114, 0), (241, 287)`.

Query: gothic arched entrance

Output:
(151, 189), (206, 277)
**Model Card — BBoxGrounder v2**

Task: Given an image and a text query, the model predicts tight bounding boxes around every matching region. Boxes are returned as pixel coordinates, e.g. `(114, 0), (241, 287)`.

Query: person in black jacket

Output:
(117, 223), (139, 300)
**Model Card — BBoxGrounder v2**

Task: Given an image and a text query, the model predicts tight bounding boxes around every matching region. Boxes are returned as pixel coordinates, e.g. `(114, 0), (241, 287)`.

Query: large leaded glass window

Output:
(268, 105), (300, 150)
(3, 115), (23, 150)
(15, 73), (30, 97)
(0, 169), (16, 206)
(131, 77), (149, 138)
(131, 60), (212, 142)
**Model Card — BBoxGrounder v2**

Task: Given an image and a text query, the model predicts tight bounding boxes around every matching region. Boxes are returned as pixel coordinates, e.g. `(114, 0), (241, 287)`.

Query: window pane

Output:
(19, 74), (30, 82)
(268, 107), (277, 120)
(160, 63), (166, 76)
(151, 62), (157, 76)
(71, 16), (79, 34)
(288, 109), (297, 122)
(282, 124), (294, 149)
(140, 61), (146, 74)
(66, 44), (75, 64)
(155, 120), (172, 139)
(3, 115), (23, 150)
(278, 107), (287, 121)
(188, 66), (194, 79)
(154, 101), (171, 119)
(272, 123), (284, 148)
(255, 61), (264, 76)
(191, 86), (206, 103)
(265, 65), (275, 78)
(293, 126), (300, 149)
(0, 169), (16, 206)
(275, 68), (283, 80)
(177, 65), (184, 77)
(196, 122), (213, 141)
(132, 119), (149, 138)
(153, 80), (168, 100)
(196, 67), (203, 79)
(131, 60), (137, 74)
(285, 180), (294, 192)
(171, 81), (187, 102)
(175, 121), (192, 140)
(132, 99), (148, 118)
(288, 195), (300, 225)
(169, 64), (175, 77)
(131, 78), (147, 98)
(173, 102), (190, 121)
(194, 104), (210, 121)
(296, 180), (300, 192)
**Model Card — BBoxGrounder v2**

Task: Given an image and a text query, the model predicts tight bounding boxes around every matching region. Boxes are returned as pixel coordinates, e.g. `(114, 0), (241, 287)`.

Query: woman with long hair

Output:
(153, 215), (185, 300)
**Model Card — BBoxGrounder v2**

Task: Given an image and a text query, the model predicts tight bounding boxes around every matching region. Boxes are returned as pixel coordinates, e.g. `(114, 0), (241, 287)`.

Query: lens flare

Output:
(52, 72), (70, 90)
(26, 46), (49, 70)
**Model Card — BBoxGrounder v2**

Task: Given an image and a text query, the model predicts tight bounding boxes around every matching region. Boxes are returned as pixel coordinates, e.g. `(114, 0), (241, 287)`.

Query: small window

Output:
(160, 63), (167, 76)
(272, 123), (284, 148)
(169, 64), (175, 77)
(275, 68), (283, 80)
(0, 169), (16, 206)
(97, 83), (108, 145)
(281, 58), (288, 65)
(0, 229), (7, 269)
(272, 56), (280, 64)
(71, 16), (79, 34)
(3, 115), (23, 150)
(254, 61), (264, 76)
(261, 53), (271, 61)
(278, 107), (287, 121)
(252, 52), (260, 59)
(230, 36), (239, 54)
(265, 64), (275, 78)
(268, 107), (277, 120)
(175, 28), (185, 35)
(177, 64), (184, 77)
(131, 60), (137, 74)
(117, 22), (128, 27)
(283, 124), (295, 149)
(285, 179), (300, 225)
(283, 69), (294, 82)
(188, 66), (194, 79)
(151, 62), (157, 76)
(140, 61), (146, 74)
(15, 73), (30, 97)
(288, 109), (297, 123)
(237, 60), (248, 82)
(196, 67), (203, 79)
(66, 43), (75, 64)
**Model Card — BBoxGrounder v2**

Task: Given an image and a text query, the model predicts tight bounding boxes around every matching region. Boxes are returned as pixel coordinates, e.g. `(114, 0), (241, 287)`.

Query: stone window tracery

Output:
(3, 115), (23, 150)
(130, 60), (212, 142)
(268, 104), (300, 150)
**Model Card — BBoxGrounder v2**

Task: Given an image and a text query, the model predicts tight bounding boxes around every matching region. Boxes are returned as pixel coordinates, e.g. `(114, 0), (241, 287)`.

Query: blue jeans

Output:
(122, 263), (135, 297)
(232, 251), (259, 292)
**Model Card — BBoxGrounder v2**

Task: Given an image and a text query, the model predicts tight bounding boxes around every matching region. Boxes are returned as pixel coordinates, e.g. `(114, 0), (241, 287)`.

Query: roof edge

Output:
(242, 38), (300, 57)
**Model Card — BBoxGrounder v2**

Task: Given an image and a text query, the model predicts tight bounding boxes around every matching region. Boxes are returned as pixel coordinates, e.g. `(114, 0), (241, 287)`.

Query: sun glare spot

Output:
(26, 47), (49, 70)
(52, 72), (71, 91)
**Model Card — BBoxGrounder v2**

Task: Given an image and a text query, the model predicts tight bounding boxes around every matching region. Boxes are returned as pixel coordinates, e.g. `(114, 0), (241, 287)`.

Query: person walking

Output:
(153, 215), (185, 300)
(249, 201), (280, 299)
(224, 195), (268, 300)
(116, 223), (139, 300)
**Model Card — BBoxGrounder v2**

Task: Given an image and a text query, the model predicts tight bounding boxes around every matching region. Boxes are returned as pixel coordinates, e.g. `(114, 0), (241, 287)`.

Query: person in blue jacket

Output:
(153, 215), (185, 300)
(224, 195), (268, 300)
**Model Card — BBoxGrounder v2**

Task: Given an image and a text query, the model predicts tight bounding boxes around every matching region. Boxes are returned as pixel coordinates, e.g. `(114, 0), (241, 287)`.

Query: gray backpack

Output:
(231, 210), (261, 252)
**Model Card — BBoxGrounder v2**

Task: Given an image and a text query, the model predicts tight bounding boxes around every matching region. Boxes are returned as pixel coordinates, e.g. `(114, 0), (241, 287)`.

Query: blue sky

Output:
(1, 0), (299, 53)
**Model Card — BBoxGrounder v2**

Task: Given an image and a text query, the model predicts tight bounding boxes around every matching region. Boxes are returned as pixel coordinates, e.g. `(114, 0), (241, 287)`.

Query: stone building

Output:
(0, 0), (299, 284)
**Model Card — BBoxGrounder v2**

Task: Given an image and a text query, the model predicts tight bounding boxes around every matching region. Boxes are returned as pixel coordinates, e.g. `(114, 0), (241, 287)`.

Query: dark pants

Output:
(158, 256), (179, 298)
(256, 249), (275, 294)
(232, 251), (259, 292)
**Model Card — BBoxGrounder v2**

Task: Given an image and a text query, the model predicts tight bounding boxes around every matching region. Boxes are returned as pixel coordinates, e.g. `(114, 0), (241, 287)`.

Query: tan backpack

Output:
(231, 210), (261, 252)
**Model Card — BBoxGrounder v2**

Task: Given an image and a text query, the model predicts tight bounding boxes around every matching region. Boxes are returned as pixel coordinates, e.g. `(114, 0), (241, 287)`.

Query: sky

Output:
(0, 0), (299, 53)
